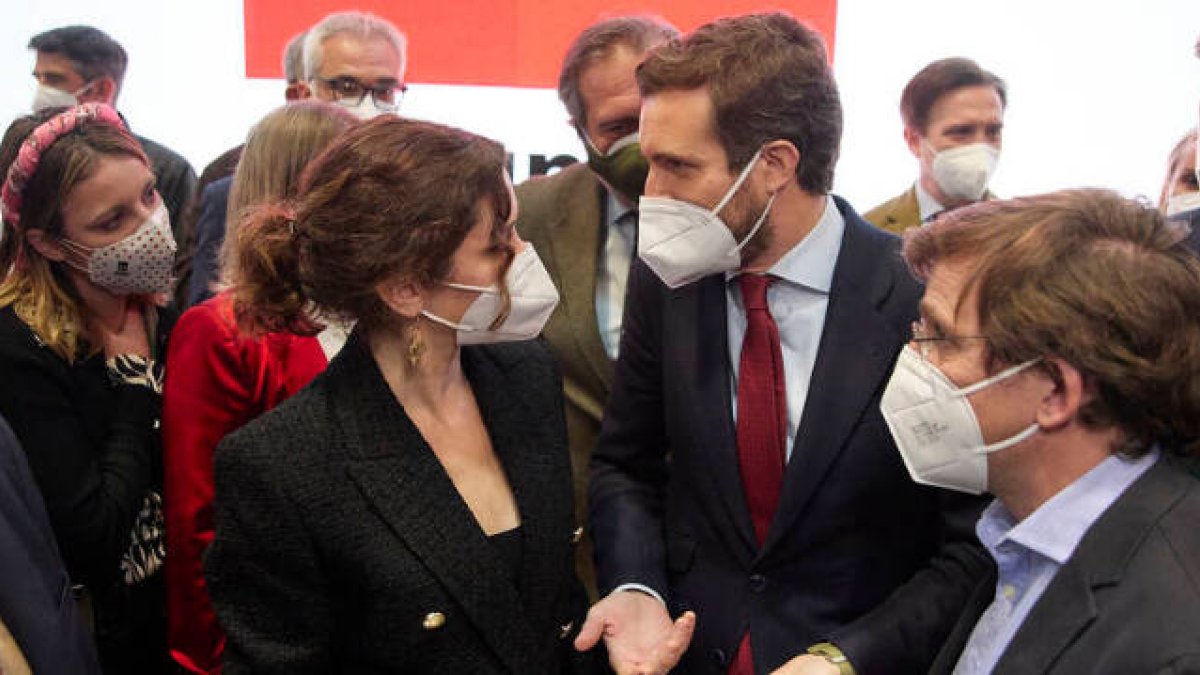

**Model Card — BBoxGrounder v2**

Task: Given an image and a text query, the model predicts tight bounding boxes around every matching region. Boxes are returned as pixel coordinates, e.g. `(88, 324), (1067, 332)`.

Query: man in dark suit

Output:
(515, 16), (677, 594)
(864, 58), (1006, 234)
(578, 13), (989, 675)
(28, 26), (197, 241)
(0, 413), (100, 674)
(891, 189), (1200, 674)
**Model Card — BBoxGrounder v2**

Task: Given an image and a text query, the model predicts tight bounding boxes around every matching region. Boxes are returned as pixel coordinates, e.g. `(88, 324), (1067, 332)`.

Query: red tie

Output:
(730, 274), (788, 675)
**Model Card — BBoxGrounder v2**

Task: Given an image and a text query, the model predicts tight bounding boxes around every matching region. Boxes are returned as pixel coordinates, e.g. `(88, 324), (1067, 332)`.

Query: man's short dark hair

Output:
(637, 12), (842, 194)
(557, 16), (678, 129)
(29, 26), (128, 97)
(900, 57), (1006, 135)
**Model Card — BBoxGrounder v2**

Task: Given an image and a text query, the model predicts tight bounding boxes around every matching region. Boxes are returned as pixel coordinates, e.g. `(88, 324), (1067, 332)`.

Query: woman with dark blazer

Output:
(204, 116), (598, 673)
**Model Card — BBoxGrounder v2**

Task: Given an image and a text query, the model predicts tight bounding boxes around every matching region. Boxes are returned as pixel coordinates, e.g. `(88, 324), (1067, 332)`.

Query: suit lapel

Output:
(463, 346), (572, 641)
(680, 276), (758, 559)
(993, 460), (1191, 674)
(332, 337), (542, 674)
(545, 171), (613, 389)
(764, 210), (908, 552)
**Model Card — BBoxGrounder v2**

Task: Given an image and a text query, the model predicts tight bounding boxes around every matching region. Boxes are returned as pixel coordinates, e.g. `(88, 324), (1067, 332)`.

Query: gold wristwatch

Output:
(806, 642), (856, 675)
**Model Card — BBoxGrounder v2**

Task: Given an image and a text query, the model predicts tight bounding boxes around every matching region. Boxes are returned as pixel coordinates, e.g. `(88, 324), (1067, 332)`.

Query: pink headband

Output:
(1, 103), (126, 229)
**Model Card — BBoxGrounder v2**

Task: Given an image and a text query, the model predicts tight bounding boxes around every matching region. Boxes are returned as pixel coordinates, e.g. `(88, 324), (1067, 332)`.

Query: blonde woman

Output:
(0, 103), (176, 673)
(162, 100), (356, 674)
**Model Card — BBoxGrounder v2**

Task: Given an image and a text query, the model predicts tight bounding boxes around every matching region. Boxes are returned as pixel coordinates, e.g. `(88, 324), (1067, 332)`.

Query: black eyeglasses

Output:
(314, 77), (407, 111)
(909, 318), (989, 362)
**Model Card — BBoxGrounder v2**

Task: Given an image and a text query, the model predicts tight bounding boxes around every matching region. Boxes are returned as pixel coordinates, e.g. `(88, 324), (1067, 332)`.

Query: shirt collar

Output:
(914, 181), (945, 223)
(727, 195), (843, 294)
(977, 449), (1160, 565)
(604, 188), (636, 228)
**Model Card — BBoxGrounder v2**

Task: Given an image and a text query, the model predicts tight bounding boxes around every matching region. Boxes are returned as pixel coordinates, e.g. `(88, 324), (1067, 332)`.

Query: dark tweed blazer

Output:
(205, 332), (595, 674)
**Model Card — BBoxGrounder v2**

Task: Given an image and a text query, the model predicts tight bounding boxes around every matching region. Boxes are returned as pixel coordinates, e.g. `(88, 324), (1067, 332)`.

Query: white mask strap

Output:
(974, 422), (1039, 455)
(955, 358), (1040, 397)
(443, 281), (495, 295)
(713, 147), (764, 216)
(732, 191), (777, 253)
(420, 309), (478, 333)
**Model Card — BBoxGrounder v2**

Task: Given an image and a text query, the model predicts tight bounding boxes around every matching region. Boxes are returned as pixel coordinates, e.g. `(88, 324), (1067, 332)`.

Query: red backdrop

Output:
(243, 0), (838, 87)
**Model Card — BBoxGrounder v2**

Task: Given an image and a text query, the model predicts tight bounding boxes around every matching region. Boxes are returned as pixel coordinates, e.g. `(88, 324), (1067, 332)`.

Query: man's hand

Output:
(574, 590), (696, 675)
(770, 654), (840, 675)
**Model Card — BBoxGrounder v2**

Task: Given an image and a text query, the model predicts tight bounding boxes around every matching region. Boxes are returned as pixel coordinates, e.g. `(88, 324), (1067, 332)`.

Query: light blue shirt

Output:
(595, 190), (637, 360)
(725, 195), (844, 460)
(952, 450), (1160, 675)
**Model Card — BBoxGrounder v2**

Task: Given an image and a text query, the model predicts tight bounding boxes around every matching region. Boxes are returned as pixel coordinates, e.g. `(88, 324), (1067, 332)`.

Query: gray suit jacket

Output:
(930, 457), (1200, 674)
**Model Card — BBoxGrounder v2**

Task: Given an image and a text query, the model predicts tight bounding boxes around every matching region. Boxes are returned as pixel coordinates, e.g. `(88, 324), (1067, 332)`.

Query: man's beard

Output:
(723, 187), (773, 269)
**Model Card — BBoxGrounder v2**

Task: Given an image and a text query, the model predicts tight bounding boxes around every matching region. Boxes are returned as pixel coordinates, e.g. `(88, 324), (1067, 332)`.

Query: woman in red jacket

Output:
(162, 101), (356, 674)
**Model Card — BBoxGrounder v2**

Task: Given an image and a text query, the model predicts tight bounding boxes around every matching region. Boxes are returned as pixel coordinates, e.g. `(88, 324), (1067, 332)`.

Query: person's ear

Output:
(294, 81), (314, 100)
(24, 229), (66, 262)
(903, 126), (924, 159)
(1034, 357), (1085, 432)
(284, 83), (304, 101)
(375, 275), (425, 320)
(82, 77), (117, 106)
(758, 139), (800, 194)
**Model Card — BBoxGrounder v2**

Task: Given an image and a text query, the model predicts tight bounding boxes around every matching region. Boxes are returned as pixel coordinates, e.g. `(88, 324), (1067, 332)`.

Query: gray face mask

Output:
(32, 81), (93, 113)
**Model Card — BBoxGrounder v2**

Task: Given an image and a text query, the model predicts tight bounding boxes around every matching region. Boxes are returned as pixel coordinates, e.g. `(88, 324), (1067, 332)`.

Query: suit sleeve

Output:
(0, 334), (157, 588)
(829, 470), (992, 672)
(162, 301), (255, 674)
(205, 429), (333, 674)
(588, 260), (672, 597)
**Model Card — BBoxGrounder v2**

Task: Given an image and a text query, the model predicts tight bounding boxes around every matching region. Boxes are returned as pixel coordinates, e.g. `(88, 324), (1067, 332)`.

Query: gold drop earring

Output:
(406, 322), (425, 367)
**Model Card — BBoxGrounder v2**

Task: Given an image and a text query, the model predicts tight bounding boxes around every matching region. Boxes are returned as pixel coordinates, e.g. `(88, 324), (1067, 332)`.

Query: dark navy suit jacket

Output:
(187, 175), (233, 308)
(0, 414), (100, 674)
(589, 196), (990, 674)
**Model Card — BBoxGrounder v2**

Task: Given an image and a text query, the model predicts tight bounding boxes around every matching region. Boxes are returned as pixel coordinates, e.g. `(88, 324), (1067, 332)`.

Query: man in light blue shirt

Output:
(888, 188), (1200, 675)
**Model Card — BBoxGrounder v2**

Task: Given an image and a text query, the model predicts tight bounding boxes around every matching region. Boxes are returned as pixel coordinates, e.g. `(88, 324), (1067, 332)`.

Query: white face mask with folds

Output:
(928, 141), (1000, 202)
(880, 346), (1040, 495)
(421, 245), (559, 345)
(32, 81), (94, 113)
(636, 147), (776, 289)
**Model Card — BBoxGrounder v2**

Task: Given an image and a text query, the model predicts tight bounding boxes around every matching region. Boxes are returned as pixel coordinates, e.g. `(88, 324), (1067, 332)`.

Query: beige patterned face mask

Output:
(60, 202), (177, 295)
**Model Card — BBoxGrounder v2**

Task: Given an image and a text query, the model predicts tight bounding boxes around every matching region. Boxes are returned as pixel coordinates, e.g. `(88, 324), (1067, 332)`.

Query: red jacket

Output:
(162, 293), (326, 674)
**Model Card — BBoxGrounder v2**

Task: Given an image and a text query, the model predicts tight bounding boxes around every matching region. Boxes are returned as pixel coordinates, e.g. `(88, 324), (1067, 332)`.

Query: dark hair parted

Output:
(900, 57), (1006, 135)
(229, 116), (511, 336)
(557, 16), (679, 128)
(636, 12), (842, 194)
(29, 26), (129, 97)
(904, 188), (1200, 458)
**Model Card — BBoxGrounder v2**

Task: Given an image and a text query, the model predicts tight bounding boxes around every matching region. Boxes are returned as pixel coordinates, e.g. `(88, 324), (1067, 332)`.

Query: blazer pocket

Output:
(666, 537), (697, 575)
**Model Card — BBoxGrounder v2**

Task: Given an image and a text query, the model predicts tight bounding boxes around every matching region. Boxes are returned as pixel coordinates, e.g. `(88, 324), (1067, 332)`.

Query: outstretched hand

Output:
(574, 590), (695, 675)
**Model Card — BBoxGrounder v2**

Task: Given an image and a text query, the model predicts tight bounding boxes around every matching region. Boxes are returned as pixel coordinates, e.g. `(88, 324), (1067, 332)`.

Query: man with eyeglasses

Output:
(182, 12), (408, 308)
(888, 190), (1200, 674)
(299, 11), (407, 120)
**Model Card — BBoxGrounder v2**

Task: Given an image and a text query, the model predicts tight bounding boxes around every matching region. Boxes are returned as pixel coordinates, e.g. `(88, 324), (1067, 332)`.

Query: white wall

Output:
(3, 0), (1198, 207)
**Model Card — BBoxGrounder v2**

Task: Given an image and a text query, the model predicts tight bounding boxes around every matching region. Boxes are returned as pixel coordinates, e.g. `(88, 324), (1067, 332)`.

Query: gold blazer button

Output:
(571, 527), (584, 545)
(422, 612), (446, 630)
(559, 621), (574, 639)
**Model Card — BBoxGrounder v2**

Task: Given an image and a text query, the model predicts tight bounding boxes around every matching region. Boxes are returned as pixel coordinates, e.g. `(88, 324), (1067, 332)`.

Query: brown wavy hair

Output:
(228, 115), (512, 336)
(0, 107), (148, 361)
(904, 188), (1200, 458)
